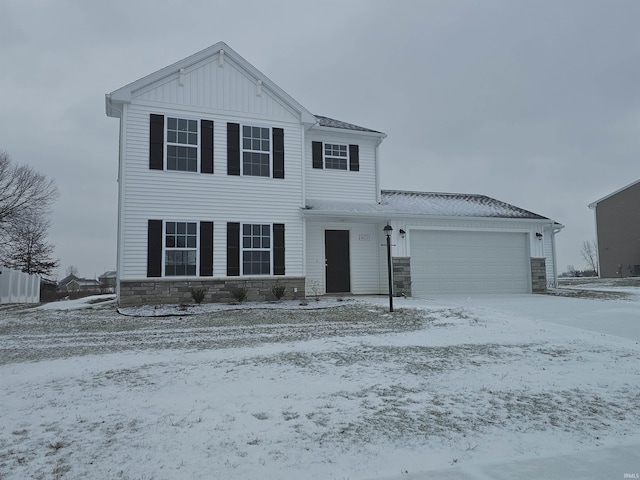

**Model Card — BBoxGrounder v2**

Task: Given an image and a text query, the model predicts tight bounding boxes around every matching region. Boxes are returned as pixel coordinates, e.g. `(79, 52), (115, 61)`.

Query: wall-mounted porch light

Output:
(399, 228), (406, 238)
(536, 232), (543, 240)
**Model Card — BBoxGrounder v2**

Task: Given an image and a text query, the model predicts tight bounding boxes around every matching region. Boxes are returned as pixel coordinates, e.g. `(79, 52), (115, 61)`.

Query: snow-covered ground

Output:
(1, 285), (639, 479)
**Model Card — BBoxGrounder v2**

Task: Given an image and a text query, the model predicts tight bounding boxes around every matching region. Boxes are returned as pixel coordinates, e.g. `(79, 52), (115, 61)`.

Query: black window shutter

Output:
(349, 144), (359, 171)
(147, 220), (163, 277)
(272, 128), (285, 179)
(273, 223), (285, 276)
(201, 120), (214, 174)
(200, 222), (214, 276)
(149, 114), (164, 170)
(227, 123), (240, 176)
(312, 141), (323, 169)
(227, 222), (240, 276)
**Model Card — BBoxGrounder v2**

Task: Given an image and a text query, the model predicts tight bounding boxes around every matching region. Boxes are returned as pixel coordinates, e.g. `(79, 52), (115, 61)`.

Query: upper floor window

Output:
(149, 114), (214, 174)
(242, 126), (271, 177)
(324, 143), (348, 170)
(165, 221), (197, 276)
(227, 123), (284, 178)
(312, 141), (359, 171)
(166, 117), (198, 172)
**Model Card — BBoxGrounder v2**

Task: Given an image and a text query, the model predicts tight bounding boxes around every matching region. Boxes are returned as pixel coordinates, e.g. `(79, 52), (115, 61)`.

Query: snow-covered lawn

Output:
(1, 288), (639, 479)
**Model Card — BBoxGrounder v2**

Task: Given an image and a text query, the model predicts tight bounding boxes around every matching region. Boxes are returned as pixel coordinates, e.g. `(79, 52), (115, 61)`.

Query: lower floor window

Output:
(242, 224), (271, 275)
(165, 221), (197, 276)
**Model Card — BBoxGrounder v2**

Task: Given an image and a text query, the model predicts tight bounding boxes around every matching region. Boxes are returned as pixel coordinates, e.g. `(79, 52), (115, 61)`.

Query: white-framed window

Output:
(324, 143), (348, 170)
(242, 223), (271, 275)
(166, 117), (199, 172)
(164, 221), (198, 276)
(242, 125), (271, 177)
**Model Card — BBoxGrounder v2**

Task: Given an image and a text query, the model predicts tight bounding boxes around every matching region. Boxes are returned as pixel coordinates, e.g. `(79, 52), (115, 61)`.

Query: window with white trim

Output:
(242, 125), (270, 176)
(165, 221), (197, 276)
(324, 143), (348, 170)
(242, 223), (271, 274)
(167, 117), (198, 172)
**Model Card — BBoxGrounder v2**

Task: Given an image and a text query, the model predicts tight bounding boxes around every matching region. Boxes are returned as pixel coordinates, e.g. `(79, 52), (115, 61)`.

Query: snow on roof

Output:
(305, 190), (550, 220)
(314, 115), (384, 134)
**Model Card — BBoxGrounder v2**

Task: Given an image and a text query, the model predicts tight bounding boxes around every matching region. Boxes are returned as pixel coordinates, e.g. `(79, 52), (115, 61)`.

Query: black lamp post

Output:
(383, 223), (394, 312)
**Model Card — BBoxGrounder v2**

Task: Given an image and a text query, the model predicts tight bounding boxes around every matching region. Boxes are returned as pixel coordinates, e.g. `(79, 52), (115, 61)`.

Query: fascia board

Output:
(302, 208), (559, 225)
(310, 125), (387, 140)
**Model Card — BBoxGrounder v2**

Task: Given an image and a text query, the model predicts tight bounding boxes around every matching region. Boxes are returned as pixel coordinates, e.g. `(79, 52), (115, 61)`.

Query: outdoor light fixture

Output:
(536, 232), (543, 240)
(383, 224), (394, 312)
(399, 228), (406, 238)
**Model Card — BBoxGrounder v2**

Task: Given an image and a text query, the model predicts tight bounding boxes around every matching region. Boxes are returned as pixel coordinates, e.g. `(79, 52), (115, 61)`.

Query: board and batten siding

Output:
(119, 103), (305, 279)
(305, 130), (379, 203)
(305, 221), (383, 295)
(133, 55), (300, 121)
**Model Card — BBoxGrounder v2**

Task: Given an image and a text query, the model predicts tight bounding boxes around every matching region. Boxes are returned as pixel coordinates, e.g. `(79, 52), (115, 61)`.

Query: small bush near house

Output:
(230, 285), (248, 303)
(271, 283), (287, 301)
(190, 288), (206, 304)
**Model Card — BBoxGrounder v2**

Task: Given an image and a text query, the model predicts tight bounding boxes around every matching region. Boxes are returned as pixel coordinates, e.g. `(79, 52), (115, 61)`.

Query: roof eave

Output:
(310, 124), (387, 139)
(302, 208), (555, 224)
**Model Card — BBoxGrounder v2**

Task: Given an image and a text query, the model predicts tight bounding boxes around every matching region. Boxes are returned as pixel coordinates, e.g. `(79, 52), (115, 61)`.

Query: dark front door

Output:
(325, 230), (351, 293)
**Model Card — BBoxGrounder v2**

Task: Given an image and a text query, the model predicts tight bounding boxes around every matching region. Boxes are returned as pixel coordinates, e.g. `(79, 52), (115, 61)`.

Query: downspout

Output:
(375, 137), (382, 203)
(551, 222), (564, 287)
(106, 96), (126, 303)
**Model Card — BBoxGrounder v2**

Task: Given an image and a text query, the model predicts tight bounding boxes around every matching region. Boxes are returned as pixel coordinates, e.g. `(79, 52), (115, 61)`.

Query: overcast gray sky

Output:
(1, 0), (639, 279)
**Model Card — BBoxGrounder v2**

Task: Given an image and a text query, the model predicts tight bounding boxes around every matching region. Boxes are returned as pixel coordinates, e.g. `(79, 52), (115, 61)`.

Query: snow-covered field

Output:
(1, 285), (639, 479)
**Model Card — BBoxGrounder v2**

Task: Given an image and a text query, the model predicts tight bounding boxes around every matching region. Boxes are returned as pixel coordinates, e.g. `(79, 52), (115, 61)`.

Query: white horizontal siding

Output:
(134, 56), (299, 121)
(543, 225), (556, 285)
(392, 218), (545, 259)
(305, 130), (378, 203)
(305, 221), (383, 295)
(120, 104), (304, 279)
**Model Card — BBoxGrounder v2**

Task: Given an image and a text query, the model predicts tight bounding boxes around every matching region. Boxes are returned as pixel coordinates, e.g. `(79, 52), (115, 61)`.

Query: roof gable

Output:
(589, 178), (640, 208)
(106, 42), (316, 124)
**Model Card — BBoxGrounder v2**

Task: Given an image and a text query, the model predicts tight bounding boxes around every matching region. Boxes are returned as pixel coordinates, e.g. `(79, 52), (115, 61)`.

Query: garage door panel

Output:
(411, 230), (529, 295)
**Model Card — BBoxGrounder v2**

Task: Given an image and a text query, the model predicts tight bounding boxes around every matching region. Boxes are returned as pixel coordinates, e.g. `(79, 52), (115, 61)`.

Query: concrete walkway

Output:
(368, 443), (640, 480)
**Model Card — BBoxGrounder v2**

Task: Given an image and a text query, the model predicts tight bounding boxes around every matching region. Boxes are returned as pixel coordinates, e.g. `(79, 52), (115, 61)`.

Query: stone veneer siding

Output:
(530, 257), (547, 293)
(118, 277), (306, 307)
(392, 256), (412, 297)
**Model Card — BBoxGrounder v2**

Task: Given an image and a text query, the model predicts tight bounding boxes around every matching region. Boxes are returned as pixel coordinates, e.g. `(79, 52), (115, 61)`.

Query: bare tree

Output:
(0, 209), (59, 277)
(580, 240), (598, 275)
(0, 150), (59, 227)
(65, 265), (79, 277)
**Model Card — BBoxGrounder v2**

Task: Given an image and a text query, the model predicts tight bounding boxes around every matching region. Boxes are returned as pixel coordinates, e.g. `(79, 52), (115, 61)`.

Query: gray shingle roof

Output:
(304, 190), (550, 220)
(314, 115), (384, 134)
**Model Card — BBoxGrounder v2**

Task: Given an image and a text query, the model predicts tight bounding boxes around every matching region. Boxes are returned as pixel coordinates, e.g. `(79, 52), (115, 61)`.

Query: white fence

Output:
(0, 266), (41, 304)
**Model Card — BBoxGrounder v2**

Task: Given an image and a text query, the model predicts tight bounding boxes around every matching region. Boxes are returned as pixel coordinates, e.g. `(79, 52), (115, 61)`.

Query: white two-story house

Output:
(106, 42), (562, 306)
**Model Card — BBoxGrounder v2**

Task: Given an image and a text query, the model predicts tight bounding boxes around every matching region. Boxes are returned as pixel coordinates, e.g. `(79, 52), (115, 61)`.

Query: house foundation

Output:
(118, 277), (306, 307)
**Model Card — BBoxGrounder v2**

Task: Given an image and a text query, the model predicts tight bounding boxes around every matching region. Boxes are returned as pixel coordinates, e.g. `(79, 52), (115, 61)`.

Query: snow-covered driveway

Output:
(1, 290), (639, 479)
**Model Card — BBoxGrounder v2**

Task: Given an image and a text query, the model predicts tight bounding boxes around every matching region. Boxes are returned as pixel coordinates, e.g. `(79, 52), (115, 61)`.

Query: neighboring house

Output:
(105, 42), (562, 306)
(99, 271), (117, 293)
(58, 274), (100, 293)
(589, 180), (640, 277)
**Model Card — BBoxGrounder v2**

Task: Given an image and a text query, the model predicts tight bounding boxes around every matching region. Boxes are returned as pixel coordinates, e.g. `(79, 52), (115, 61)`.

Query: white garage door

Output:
(410, 230), (530, 295)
